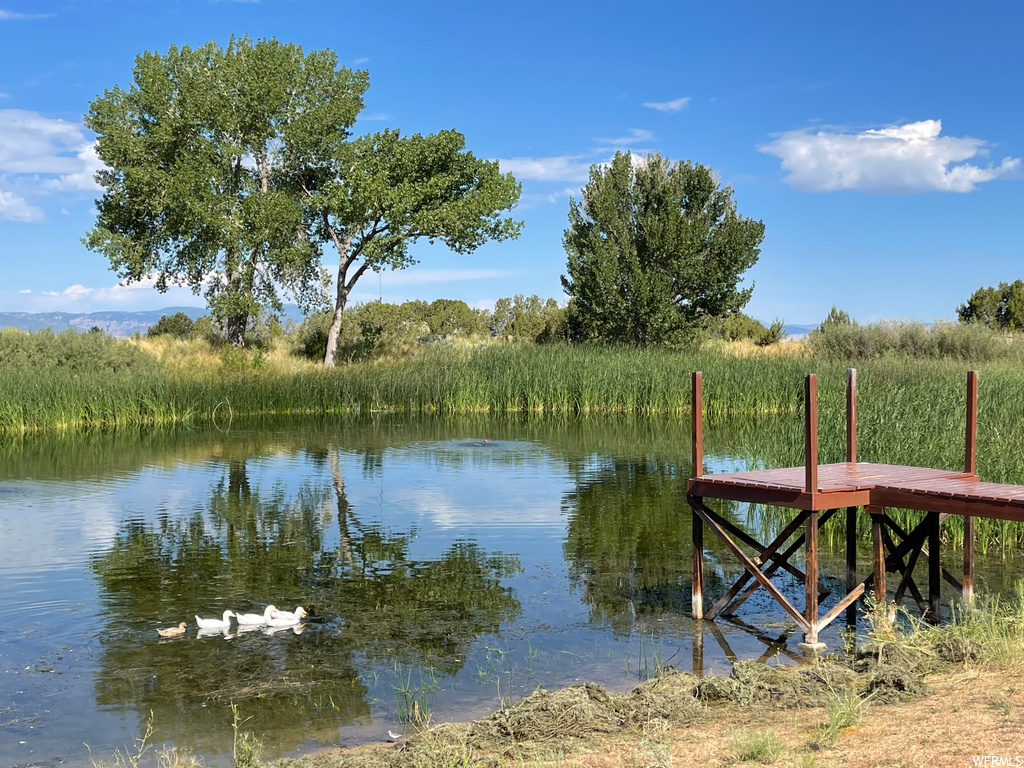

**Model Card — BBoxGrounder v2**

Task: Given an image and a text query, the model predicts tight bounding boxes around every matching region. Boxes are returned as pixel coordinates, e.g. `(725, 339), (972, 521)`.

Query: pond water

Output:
(1, 415), (1022, 766)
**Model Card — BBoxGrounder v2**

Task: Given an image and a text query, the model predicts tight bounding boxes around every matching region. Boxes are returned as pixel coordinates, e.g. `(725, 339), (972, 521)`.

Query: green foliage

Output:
(562, 152), (764, 346)
(730, 727), (783, 764)
(311, 128), (522, 365)
(295, 311), (333, 361)
(713, 313), (787, 346)
(807, 319), (1023, 362)
(147, 312), (195, 339)
(85, 36), (366, 344)
(189, 316), (215, 342)
(424, 299), (488, 337)
(490, 295), (562, 342)
(958, 280), (1024, 330)
(821, 306), (853, 329)
(0, 328), (155, 374)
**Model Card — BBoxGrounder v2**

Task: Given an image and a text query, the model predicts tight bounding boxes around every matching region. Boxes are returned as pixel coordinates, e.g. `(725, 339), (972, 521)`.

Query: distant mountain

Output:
(0, 306), (307, 337)
(782, 324), (817, 339)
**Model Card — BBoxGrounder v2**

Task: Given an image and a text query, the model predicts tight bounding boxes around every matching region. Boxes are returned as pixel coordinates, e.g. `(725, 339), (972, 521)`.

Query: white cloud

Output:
(496, 155), (592, 182)
(643, 97), (691, 112)
(360, 112), (390, 121)
(759, 119), (1021, 194)
(0, 109), (102, 220)
(594, 128), (655, 146)
(518, 187), (580, 209)
(18, 288), (30, 293)
(0, 9), (53, 19)
(352, 57), (370, 65)
(0, 189), (42, 221)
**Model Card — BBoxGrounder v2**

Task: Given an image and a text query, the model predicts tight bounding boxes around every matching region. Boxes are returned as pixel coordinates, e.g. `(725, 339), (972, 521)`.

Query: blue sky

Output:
(0, 0), (1021, 324)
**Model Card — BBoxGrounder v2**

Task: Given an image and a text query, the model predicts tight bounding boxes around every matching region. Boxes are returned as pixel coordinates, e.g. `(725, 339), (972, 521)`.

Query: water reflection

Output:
(89, 448), (521, 755)
(5, 415), (1019, 765)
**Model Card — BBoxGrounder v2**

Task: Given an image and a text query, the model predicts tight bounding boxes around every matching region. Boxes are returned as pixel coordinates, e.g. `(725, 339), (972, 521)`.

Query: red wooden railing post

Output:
(805, 374), (818, 494)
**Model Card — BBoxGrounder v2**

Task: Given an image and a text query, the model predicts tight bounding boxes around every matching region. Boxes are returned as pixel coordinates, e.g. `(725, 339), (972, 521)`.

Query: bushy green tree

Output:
(310, 129), (522, 366)
(423, 299), (486, 337)
(490, 294), (562, 341)
(146, 312), (194, 339)
(958, 281), (1024, 330)
(562, 152), (764, 346)
(820, 305), (854, 330)
(85, 36), (367, 346)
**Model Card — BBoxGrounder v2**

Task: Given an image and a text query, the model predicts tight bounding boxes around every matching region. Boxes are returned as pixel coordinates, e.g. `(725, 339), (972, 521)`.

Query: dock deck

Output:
(687, 369), (1024, 647)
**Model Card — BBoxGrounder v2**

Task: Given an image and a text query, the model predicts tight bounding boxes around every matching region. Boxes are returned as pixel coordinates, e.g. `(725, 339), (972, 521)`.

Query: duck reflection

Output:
(90, 447), (521, 755)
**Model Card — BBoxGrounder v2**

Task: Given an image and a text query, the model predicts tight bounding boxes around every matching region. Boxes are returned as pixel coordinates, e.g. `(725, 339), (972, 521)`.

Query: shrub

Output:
(807, 319), (1022, 362)
(0, 328), (156, 373)
(147, 312), (195, 339)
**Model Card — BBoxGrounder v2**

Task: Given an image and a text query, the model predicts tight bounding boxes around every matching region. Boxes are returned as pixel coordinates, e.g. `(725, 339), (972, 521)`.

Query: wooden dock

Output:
(687, 369), (1024, 647)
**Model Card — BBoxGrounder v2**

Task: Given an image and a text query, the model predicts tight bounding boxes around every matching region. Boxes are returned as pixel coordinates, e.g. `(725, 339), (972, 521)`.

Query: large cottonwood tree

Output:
(308, 128), (522, 367)
(85, 37), (367, 345)
(562, 152), (765, 346)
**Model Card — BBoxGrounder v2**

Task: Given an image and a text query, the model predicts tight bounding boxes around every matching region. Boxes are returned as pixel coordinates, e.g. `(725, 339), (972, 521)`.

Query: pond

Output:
(1, 415), (1022, 765)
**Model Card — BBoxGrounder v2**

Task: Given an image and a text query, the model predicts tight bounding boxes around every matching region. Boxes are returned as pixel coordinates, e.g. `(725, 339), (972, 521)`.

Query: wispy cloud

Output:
(496, 155), (592, 182)
(0, 8), (53, 20)
(0, 189), (42, 221)
(0, 108), (102, 221)
(518, 187), (580, 209)
(352, 57), (369, 65)
(380, 268), (514, 286)
(642, 97), (691, 113)
(759, 119), (1021, 194)
(360, 112), (390, 121)
(593, 128), (654, 146)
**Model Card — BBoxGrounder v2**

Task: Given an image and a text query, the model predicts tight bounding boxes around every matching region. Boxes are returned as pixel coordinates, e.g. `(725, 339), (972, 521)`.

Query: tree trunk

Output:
(226, 313), (249, 347)
(323, 239), (353, 368)
(323, 284), (348, 367)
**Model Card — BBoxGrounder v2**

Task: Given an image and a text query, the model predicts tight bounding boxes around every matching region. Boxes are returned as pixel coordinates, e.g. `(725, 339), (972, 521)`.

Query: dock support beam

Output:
(870, 505), (886, 604)
(964, 370), (978, 606)
(691, 371), (704, 620)
(804, 510), (820, 645)
(928, 512), (941, 622)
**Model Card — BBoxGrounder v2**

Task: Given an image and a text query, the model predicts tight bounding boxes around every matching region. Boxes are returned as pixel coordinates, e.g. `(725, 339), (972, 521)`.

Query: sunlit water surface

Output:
(1, 416), (1021, 766)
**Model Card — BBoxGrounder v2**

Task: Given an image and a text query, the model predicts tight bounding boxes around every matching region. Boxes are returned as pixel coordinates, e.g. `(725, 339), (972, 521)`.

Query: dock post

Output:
(869, 505), (886, 604)
(805, 374), (818, 494)
(963, 371), (978, 606)
(845, 368), (858, 626)
(800, 374), (824, 649)
(928, 512), (941, 622)
(691, 371), (704, 620)
(803, 510), (820, 646)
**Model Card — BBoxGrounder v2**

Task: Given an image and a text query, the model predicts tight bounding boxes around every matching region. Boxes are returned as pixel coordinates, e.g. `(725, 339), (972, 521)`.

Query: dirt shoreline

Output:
(270, 634), (1023, 768)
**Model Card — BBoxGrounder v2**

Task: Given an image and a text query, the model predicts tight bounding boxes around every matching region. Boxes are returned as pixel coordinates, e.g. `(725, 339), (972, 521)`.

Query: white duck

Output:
(235, 605), (278, 626)
(195, 610), (235, 630)
(267, 606), (307, 626)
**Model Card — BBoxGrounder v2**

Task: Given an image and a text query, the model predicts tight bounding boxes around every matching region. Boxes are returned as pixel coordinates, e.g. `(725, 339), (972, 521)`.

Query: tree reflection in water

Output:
(90, 449), (521, 755)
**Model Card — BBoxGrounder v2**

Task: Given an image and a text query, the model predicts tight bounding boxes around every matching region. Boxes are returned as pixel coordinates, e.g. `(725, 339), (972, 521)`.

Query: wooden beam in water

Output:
(870, 506), (886, 603)
(689, 497), (811, 632)
(723, 509), (839, 616)
(691, 371), (704, 620)
(964, 369), (977, 606)
(928, 511), (941, 622)
(805, 510), (820, 642)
